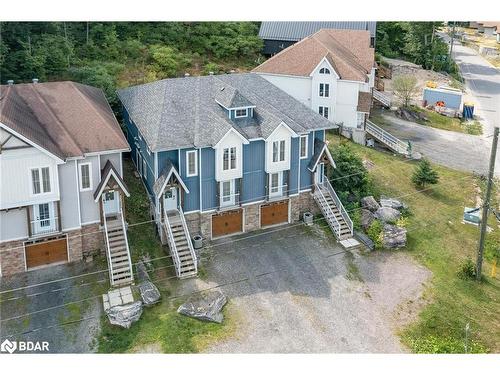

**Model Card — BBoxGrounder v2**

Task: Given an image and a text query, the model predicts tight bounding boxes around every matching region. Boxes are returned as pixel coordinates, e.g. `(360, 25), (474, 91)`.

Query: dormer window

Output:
(319, 68), (330, 74)
(234, 108), (248, 118)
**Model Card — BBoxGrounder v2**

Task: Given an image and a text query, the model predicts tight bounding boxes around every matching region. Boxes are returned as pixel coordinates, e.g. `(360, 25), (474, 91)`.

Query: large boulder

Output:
(177, 290), (227, 323)
(136, 261), (161, 306)
(380, 196), (407, 211)
(361, 196), (380, 212)
(354, 231), (374, 251)
(106, 301), (143, 329)
(382, 224), (407, 249)
(361, 209), (375, 231)
(374, 207), (401, 223)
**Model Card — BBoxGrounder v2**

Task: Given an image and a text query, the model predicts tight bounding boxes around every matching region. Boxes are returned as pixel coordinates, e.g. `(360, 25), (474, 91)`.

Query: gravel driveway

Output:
(176, 224), (431, 353)
(0, 259), (108, 353)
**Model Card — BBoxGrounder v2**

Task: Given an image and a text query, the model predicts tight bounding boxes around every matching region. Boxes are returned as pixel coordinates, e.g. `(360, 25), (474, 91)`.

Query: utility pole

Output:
(477, 127), (499, 280)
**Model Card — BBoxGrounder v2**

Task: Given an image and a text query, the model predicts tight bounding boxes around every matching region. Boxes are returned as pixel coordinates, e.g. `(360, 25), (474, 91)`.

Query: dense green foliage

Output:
(412, 159), (439, 188)
(376, 22), (459, 76)
(0, 22), (263, 107)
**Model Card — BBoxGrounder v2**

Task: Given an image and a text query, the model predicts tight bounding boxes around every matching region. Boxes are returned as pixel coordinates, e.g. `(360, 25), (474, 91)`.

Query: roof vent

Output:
(209, 71), (214, 75)
(32, 78), (39, 84)
(7, 80), (14, 85)
(184, 73), (190, 77)
(220, 87), (225, 92)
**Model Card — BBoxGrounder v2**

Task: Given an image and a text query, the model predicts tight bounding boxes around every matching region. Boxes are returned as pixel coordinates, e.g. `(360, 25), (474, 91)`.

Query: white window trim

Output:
(299, 135), (308, 159)
(319, 106), (329, 119)
(186, 150), (198, 177)
(222, 147), (237, 171)
(30, 166), (52, 196)
(272, 140), (286, 163)
(269, 171), (284, 198)
(79, 162), (93, 192)
(319, 83), (330, 98)
(234, 108), (248, 118)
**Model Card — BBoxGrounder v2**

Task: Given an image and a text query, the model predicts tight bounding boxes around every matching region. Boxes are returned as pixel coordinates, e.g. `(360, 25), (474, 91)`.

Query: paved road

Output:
(442, 33), (500, 136)
(377, 112), (493, 176)
(176, 225), (430, 353)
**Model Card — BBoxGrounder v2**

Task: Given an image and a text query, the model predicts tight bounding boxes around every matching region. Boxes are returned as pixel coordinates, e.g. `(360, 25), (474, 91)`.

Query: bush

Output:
(412, 159), (439, 188)
(457, 258), (477, 280)
(366, 220), (384, 250)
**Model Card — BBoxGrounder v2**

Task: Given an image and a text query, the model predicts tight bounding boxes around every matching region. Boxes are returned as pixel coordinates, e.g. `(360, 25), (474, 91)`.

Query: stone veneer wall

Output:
(180, 191), (321, 243)
(0, 223), (105, 277)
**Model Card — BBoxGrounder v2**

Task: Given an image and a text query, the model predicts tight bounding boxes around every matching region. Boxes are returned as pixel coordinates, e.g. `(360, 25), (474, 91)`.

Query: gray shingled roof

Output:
(117, 73), (337, 152)
(215, 85), (254, 109)
(259, 21), (377, 41)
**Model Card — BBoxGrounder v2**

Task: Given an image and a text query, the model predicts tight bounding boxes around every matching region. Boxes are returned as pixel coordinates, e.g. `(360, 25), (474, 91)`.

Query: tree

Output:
(330, 143), (371, 199)
(412, 159), (439, 188)
(392, 74), (419, 107)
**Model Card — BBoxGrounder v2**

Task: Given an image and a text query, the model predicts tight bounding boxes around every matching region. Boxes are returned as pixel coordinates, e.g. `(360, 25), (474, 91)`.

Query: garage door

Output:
(25, 237), (68, 269)
(261, 200), (289, 227)
(212, 209), (243, 238)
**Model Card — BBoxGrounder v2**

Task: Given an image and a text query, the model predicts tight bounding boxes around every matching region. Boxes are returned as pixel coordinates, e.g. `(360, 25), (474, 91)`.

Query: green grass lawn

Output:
(327, 133), (500, 353)
(412, 106), (483, 135)
(97, 157), (235, 353)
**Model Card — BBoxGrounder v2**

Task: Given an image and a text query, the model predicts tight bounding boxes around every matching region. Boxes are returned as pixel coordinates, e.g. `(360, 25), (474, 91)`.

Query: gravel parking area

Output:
(0, 259), (108, 353)
(175, 224), (431, 353)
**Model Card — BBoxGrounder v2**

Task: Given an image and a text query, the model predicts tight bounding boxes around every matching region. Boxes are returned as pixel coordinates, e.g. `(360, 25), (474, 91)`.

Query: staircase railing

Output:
(119, 210), (134, 282)
(314, 183), (341, 238)
(102, 204), (115, 286)
(366, 120), (409, 156)
(179, 206), (198, 274)
(322, 176), (353, 236)
(373, 89), (391, 107)
(163, 206), (181, 278)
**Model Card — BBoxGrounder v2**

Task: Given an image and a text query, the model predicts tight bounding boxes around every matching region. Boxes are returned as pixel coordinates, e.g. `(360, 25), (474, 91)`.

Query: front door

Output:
(33, 202), (55, 235)
(164, 186), (178, 212)
(315, 163), (325, 184)
(103, 190), (120, 217)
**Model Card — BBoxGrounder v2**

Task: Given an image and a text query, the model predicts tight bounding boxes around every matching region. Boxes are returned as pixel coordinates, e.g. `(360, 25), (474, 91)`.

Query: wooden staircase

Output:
(313, 176), (353, 241)
(104, 213), (134, 286)
(163, 208), (198, 279)
(366, 120), (412, 157)
(373, 89), (392, 108)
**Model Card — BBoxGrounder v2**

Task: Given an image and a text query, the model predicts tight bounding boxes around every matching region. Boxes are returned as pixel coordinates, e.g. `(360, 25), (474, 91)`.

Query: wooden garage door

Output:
(212, 209), (243, 238)
(25, 237), (68, 269)
(261, 200), (289, 227)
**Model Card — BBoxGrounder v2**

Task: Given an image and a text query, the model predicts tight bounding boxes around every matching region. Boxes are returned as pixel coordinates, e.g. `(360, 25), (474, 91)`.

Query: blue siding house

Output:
(118, 73), (340, 255)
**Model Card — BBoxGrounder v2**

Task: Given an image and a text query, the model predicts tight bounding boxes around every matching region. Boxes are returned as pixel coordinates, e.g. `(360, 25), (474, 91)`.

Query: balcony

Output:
(219, 192), (240, 210)
(30, 216), (60, 238)
(267, 184), (288, 201)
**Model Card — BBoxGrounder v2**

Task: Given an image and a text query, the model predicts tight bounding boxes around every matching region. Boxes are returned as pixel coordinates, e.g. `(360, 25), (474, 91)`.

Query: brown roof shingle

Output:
(253, 29), (375, 82)
(0, 81), (129, 159)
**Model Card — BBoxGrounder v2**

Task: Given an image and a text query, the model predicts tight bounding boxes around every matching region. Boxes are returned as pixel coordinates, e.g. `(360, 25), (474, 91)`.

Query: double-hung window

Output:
(79, 163), (92, 191)
(272, 140), (286, 163)
(234, 108), (248, 118)
(31, 167), (51, 195)
(223, 147), (237, 171)
(299, 135), (308, 159)
(186, 150), (198, 177)
(319, 83), (330, 97)
(319, 106), (329, 119)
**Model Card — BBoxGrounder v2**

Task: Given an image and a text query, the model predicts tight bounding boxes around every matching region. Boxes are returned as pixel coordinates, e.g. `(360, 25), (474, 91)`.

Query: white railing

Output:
(30, 217), (60, 237)
(119, 210), (134, 282)
(219, 192), (240, 209)
(163, 205), (181, 278)
(373, 89), (391, 107)
(366, 120), (410, 156)
(179, 206), (198, 274)
(268, 184), (289, 200)
(314, 184), (341, 238)
(322, 177), (353, 236)
(102, 210), (115, 286)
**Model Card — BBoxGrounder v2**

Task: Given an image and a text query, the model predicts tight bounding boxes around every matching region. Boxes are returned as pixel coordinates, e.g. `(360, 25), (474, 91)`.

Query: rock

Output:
(382, 224), (407, 249)
(380, 196), (407, 210)
(361, 196), (380, 212)
(136, 260), (161, 306)
(374, 207), (401, 223)
(106, 301), (143, 329)
(139, 281), (161, 306)
(361, 209), (375, 231)
(354, 231), (374, 251)
(177, 290), (227, 324)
